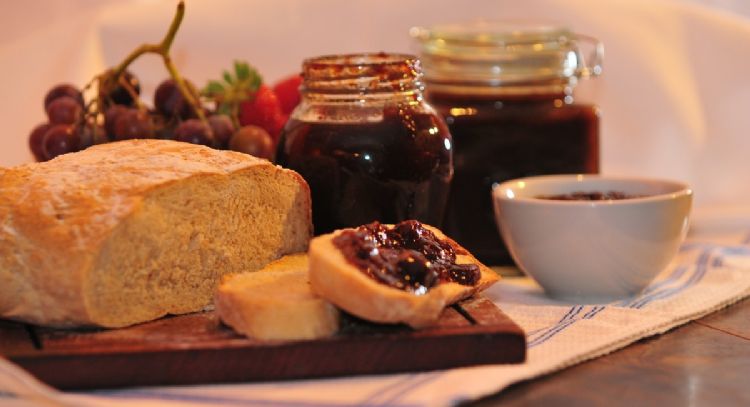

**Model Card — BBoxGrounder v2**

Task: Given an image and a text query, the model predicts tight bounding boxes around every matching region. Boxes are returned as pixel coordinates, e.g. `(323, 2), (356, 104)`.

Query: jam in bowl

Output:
(492, 174), (693, 301)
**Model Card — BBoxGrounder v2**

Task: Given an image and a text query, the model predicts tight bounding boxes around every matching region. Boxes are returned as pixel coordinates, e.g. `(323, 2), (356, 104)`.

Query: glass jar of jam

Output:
(276, 53), (453, 235)
(412, 23), (603, 265)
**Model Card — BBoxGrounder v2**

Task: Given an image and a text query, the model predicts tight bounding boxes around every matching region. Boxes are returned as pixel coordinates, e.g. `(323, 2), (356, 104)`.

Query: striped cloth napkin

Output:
(2, 225), (750, 407)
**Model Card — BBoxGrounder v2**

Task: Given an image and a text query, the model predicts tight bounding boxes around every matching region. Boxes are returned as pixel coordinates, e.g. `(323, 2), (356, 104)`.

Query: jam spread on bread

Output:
(332, 220), (480, 294)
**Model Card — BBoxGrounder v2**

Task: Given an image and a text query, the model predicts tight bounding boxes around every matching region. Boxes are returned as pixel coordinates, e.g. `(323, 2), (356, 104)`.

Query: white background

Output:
(2, 0), (750, 211)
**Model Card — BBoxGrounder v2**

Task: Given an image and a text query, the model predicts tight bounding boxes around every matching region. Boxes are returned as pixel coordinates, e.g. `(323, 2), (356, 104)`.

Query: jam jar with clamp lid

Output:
(412, 22), (603, 265)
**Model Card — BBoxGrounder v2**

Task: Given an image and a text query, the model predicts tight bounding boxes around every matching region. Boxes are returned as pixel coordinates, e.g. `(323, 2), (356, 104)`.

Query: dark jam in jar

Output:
(332, 220), (480, 294)
(276, 53), (453, 235)
(278, 108), (451, 234)
(413, 23), (604, 264)
(432, 94), (599, 264)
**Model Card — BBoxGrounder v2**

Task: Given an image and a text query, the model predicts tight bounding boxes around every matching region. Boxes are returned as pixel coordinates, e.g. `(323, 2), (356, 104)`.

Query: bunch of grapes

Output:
(27, 1), (299, 162)
(29, 71), (144, 161)
(29, 84), (91, 161)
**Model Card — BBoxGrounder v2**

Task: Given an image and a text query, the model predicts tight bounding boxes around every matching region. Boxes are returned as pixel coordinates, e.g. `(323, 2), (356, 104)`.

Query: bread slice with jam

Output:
(308, 221), (499, 328)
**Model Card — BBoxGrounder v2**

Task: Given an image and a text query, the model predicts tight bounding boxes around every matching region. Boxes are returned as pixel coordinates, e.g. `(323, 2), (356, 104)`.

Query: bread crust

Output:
(308, 224), (498, 328)
(0, 140), (312, 327)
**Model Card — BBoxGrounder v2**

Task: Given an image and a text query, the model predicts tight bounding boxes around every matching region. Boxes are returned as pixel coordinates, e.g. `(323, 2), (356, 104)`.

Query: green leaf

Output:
(201, 80), (225, 96)
(223, 70), (234, 85)
(234, 61), (251, 81)
(251, 71), (262, 89)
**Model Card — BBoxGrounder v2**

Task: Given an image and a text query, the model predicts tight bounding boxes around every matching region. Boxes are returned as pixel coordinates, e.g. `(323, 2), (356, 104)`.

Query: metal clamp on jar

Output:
(411, 22), (603, 265)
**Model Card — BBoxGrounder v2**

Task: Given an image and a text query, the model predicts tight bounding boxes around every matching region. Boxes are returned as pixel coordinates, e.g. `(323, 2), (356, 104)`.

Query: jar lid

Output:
(410, 21), (603, 95)
(302, 53), (424, 94)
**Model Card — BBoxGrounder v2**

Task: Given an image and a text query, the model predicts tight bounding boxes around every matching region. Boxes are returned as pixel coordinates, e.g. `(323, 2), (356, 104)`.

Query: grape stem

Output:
(107, 1), (210, 138)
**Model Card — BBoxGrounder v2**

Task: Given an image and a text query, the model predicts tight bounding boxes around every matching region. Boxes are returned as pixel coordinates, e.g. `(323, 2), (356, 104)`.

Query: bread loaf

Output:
(308, 223), (498, 328)
(215, 254), (339, 340)
(0, 140), (312, 328)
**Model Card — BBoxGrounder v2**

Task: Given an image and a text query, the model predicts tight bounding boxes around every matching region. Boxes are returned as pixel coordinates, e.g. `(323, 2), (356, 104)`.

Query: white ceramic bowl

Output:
(492, 175), (693, 301)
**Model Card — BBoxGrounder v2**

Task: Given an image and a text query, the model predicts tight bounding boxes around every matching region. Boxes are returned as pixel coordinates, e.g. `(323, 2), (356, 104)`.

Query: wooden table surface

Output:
(471, 296), (750, 406)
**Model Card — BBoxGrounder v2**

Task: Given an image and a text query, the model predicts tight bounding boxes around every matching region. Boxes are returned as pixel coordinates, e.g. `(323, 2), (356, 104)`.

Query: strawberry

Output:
(238, 85), (286, 143)
(203, 61), (288, 145)
(202, 60), (262, 125)
(272, 74), (302, 114)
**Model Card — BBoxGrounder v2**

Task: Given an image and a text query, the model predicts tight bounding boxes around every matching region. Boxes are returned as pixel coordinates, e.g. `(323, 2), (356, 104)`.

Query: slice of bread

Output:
(215, 254), (339, 340)
(0, 140), (312, 328)
(308, 223), (499, 328)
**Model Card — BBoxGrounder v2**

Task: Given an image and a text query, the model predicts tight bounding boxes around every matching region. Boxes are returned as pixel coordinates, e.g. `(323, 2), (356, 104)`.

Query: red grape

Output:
(174, 119), (213, 146)
(100, 70), (141, 107)
(207, 114), (235, 147)
(44, 84), (84, 110)
(46, 96), (83, 125)
(104, 105), (129, 138)
(112, 109), (155, 140)
(155, 124), (176, 140)
(154, 79), (199, 119)
(29, 123), (51, 161)
(78, 122), (107, 150)
(151, 113), (175, 140)
(229, 125), (273, 159)
(43, 124), (80, 160)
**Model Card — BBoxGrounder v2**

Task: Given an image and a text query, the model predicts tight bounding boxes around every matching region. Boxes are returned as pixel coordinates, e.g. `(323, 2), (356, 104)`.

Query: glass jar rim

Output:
(410, 21), (574, 46)
(303, 52), (419, 68)
(301, 52), (424, 96)
(411, 21), (603, 95)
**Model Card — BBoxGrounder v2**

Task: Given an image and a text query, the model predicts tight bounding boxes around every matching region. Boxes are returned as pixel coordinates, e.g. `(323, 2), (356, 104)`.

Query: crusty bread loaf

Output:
(0, 139), (312, 328)
(308, 224), (498, 328)
(215, 253), (339, 341)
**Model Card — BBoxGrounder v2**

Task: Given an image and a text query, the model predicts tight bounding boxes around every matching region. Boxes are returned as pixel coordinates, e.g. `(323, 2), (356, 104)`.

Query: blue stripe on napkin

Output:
(631, 250), (711, 309)
(527, 306), (585, 347)
(102, 389), (419, 407)
(527, 242), (722, 347)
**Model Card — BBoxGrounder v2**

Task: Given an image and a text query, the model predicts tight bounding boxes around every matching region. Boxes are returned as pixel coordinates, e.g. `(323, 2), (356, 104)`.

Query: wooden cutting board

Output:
(0, 296), (525, 390)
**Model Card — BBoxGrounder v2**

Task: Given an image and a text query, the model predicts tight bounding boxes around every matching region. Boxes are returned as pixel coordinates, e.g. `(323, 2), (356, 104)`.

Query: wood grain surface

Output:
(0, 296), (525, 390)
(470, 297), (750, 407)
